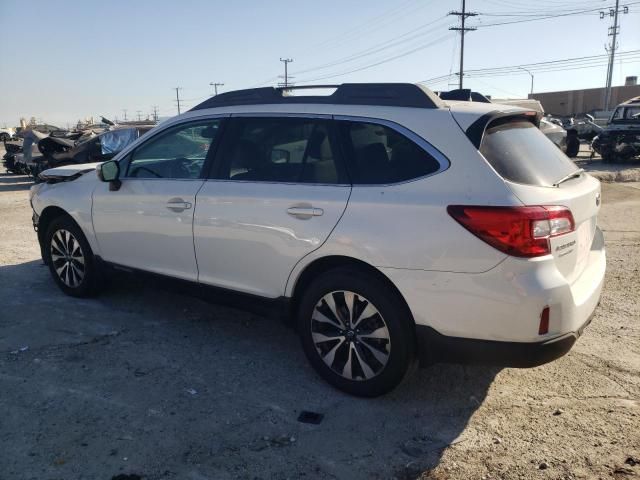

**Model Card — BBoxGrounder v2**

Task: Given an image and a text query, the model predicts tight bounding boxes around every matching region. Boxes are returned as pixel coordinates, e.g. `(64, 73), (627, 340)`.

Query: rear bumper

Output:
(379, 227), (606, 344)
(416, 308), (595, 368)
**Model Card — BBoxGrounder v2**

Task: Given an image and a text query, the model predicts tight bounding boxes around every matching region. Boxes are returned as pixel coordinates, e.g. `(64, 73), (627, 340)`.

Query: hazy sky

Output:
(0, 0), (638, 127)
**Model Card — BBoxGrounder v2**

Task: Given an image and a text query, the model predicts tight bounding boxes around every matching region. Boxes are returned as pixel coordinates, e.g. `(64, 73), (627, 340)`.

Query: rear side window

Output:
(339, 121), (441, 184)
(213, 117), (347, 184)
(480, 120), (578, 187)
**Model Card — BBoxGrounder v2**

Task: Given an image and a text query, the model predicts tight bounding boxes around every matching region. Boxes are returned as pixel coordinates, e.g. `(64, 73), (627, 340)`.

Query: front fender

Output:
(31, 174), (100, 257)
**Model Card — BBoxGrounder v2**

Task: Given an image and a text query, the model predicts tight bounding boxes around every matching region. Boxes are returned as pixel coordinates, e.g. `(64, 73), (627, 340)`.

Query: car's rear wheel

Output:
(298, 267), (415, 397)
(44, 216), (100, 297)
(0, 133), (10, 142)
(565, 134), (580, 158)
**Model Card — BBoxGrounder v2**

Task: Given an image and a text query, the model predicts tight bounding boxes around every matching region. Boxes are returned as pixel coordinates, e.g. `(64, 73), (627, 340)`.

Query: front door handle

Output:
(166, 198), (192, 212)
(287, 206), (324, 219)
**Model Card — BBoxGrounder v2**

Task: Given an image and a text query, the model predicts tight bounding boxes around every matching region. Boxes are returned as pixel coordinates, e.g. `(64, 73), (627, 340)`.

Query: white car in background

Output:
(30, 83), (605, 396)
(0, 127), (16, 142)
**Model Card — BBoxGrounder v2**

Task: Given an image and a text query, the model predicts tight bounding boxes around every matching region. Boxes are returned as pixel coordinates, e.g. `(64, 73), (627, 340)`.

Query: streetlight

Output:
(209, 82), (224, 96)
(518, 67), (534, 96)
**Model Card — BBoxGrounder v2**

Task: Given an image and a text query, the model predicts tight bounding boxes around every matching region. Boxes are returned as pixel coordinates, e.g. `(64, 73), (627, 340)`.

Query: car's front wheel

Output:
(44, 216), (100, 297)
(298, 267), (415, 397)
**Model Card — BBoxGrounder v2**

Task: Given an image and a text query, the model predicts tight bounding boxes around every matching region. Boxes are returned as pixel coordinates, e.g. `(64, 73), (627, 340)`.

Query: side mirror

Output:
(97, 160), (121, 191)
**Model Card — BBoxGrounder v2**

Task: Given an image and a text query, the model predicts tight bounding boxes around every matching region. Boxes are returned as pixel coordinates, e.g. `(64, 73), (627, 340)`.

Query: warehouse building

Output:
(528, 77), (640, 116)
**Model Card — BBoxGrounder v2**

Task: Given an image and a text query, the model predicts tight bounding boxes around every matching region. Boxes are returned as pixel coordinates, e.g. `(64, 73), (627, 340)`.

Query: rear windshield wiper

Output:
(553, 168), (584, 187)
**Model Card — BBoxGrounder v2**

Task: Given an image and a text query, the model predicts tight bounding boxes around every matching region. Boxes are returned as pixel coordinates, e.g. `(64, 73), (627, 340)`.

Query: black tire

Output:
(297, 267), (415, 397)
(0, 133), (9, 142)
(565, 135), (580, 158)
(44, 215), (101, 297)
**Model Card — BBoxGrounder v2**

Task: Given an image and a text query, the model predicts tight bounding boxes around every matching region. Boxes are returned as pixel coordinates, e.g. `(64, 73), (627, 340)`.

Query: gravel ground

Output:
(0, 148), (639, 480)
(574, 144), (640, 183)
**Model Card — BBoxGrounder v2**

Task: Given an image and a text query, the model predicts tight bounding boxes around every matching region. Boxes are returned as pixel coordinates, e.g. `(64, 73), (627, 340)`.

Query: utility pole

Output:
(449, 0), (477, 90)
(518, 66), (534, 96)
(174, 87), (183, 115)
(122, 109), (128, 121)
(279, 58), (294, 88)
(209, 82), (224, 96)
(601, 1), (628, 111)
(151, 106), (159, 123)
(136, 110), (142, 121)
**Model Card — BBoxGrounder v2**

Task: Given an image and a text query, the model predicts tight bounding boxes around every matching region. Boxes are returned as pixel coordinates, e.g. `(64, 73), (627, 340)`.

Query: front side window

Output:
(213, 117), (346, 184)
(126, 120), (221, 179)
(338, 121), (441, 184)
(624, 106), (640, 121)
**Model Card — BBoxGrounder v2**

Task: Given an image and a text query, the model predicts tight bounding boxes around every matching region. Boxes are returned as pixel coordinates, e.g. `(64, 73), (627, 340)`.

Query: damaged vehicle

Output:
(11, 129), (49, 176)
(36, 125), (154, 178)
(0, 127), (16, 142)
(31, 83), (605, 397)
(592, 96), (640, 163)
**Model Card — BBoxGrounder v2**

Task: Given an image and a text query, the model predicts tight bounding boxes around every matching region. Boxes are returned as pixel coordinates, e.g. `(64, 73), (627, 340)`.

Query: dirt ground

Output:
(0, 148), (639, 480)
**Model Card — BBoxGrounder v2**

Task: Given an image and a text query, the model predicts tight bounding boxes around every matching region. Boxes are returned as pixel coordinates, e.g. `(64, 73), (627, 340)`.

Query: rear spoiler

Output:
(465, 110), (541, 149)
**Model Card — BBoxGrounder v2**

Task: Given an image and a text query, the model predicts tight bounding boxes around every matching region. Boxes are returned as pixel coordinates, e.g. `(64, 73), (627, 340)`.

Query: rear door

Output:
(478, 117), (601, 282)
(92, 118), (223, 281)
(193, 115), (351, 297)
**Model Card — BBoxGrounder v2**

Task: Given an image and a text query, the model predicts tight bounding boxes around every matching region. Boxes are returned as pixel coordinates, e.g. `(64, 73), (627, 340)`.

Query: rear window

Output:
(480, 120), (579, 187)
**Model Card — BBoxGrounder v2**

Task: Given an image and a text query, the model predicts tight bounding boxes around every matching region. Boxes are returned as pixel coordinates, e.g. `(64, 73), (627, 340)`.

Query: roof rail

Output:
(189, 83), (444, 111)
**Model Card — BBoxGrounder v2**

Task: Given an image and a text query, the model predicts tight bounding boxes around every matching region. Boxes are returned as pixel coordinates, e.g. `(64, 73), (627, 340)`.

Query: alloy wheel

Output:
(311, 290), (391, 381)
(50, 229), (85, 288)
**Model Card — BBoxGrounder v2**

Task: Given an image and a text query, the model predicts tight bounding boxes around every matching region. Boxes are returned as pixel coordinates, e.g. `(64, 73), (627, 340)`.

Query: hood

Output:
(39, 162), (101, 182)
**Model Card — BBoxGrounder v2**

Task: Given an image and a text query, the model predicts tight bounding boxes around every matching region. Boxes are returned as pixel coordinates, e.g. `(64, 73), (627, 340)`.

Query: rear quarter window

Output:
(338, 120), (442, 184)
(480, 119), (578, 187)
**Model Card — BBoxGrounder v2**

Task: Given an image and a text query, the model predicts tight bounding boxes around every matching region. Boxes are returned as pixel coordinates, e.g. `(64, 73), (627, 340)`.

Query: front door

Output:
(92, 118), (223, 281)
(194, 116), (351, 297)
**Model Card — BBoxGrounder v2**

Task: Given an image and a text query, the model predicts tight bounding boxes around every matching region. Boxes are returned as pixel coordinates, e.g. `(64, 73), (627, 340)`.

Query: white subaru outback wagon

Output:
(30, 84), (605, 397)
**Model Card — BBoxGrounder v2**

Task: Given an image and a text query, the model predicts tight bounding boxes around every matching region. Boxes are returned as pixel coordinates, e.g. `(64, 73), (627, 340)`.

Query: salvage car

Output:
(592, 96), (640, 163)
(37, 125), (154, 174)
(30, 83), (605, 396)
(0, 127), (16, 142)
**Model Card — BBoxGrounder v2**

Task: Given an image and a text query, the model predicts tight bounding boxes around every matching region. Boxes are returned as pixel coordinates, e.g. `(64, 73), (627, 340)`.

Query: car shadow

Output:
(0, 172), (33, 192)
(0, 260), (500, 480)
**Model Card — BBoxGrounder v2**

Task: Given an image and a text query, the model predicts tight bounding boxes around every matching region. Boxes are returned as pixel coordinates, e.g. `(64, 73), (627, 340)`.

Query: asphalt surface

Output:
(1, 148), (639, 480)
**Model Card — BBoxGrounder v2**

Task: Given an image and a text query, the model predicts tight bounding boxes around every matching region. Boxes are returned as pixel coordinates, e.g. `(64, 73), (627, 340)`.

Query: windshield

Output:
(480, 119), (579, 187)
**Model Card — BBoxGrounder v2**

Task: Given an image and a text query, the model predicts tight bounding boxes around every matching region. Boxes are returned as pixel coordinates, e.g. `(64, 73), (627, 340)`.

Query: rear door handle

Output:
(287, 206), (324, 219)
(166, 198), (192, 212)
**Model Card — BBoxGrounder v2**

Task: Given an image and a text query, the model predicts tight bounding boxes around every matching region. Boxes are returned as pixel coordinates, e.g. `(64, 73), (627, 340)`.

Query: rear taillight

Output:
(447, 205), (575, 258)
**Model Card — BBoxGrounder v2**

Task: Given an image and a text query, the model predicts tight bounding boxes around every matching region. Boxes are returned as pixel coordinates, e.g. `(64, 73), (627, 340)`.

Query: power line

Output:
(421, 50), (640, 85)
(289, 15), (448, 77)
(449, 0), (477, 89)
(295, 33), (454, 84)
(294, 0), (422, 56)
(473, 2), (640, 27)
(151, 106), (159, 123)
